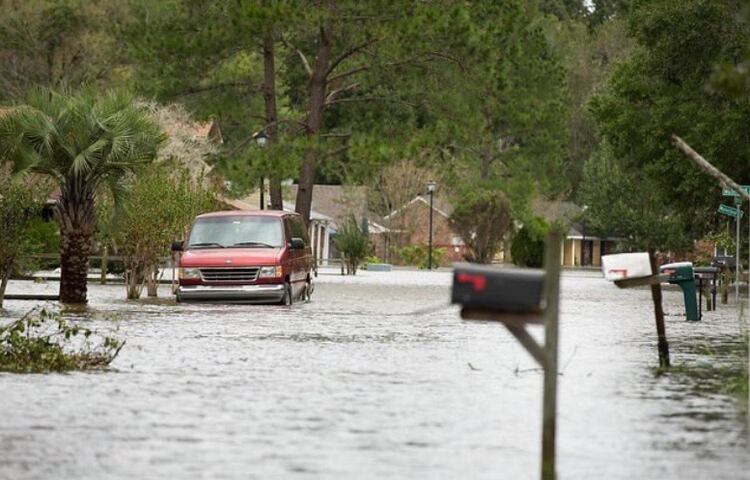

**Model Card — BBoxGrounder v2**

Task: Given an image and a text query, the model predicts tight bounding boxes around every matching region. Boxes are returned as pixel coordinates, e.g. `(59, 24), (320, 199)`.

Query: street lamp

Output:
(427, 180), (436, 270)
(254, 132), (268, 210)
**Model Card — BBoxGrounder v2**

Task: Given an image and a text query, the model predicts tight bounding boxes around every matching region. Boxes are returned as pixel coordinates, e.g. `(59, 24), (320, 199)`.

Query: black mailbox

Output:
(451, 263), (546, 314)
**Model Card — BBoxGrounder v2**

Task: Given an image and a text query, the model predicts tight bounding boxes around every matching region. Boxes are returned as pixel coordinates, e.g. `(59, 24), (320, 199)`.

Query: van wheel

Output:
(303, 280), (313, 302)
(280, 282), (293, 306)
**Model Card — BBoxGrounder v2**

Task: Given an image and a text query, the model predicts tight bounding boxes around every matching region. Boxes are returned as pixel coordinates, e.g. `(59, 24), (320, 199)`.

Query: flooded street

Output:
(0, 270), (748, 479)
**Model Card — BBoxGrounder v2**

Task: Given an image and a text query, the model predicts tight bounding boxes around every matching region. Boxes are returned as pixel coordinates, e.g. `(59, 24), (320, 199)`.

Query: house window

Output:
(451, 235), (464, 246)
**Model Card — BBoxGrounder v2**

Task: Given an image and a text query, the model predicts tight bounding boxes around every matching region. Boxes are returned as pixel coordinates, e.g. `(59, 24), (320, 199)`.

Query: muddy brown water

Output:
(0, 271), (748, 479)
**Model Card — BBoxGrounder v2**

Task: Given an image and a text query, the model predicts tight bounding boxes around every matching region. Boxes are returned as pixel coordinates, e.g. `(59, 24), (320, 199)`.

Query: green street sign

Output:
(722, 185), (750, 197)
(718, 204), (743, 218)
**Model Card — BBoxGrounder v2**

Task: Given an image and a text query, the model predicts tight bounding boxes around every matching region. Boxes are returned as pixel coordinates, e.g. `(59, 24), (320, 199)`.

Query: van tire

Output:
(280, 282), (293, 306)
(303, 279), (312, 302)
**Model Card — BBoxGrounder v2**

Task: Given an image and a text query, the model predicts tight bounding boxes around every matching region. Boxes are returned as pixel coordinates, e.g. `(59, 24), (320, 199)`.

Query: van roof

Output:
(196, 210), (297, 219)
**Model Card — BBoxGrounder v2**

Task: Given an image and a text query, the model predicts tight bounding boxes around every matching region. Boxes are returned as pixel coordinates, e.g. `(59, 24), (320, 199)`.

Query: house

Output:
(383, 194), (468, 263)
(283, 185), (388, 265)
(531, 199), (619, 268)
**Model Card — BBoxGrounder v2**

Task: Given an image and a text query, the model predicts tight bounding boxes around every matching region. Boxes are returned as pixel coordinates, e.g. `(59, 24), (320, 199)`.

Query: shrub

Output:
(511, 217), (549, 268)
(450, 188), (512, 263)
(397, 244), (446, 269)
(114, 164), (218, 299)
(334, 216), (370, 275)
(0, 308), (124, 373)
(0, 174), (48, 307)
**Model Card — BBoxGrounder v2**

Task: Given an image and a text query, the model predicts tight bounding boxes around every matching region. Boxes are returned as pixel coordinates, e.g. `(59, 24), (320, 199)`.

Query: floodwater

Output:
(0, 270), (748, 479)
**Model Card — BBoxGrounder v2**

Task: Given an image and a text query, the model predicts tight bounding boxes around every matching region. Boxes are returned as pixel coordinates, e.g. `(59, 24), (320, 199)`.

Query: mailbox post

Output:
(452, 229), (562, 480)
(602, 251), (671, 367)
(659, 262), (699, 322)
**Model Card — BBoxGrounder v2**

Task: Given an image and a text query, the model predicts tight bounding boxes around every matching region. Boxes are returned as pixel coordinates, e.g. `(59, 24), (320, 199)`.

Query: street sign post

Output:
(718, 203), (743, 218)
(722, 185), (750, 197)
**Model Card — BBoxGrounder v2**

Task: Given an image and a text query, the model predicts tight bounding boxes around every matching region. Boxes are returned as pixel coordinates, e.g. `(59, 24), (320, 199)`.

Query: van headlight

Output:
(258, 266), (283, 278)
(179, 268), (201, 279)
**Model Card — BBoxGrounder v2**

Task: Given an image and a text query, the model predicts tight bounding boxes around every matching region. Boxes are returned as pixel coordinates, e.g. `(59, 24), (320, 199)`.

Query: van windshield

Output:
(188, 216), (284, 248)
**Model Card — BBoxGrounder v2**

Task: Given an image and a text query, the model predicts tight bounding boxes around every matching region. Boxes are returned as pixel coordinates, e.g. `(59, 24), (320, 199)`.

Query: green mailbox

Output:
(659, 262), (699, 321)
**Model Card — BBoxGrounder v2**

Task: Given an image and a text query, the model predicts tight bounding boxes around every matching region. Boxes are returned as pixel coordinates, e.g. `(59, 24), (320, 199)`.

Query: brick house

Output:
(382, 195), (468, 264)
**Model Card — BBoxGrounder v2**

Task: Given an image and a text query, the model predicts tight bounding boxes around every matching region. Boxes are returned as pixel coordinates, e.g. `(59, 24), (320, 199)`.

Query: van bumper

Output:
(176, 284), (285, 304)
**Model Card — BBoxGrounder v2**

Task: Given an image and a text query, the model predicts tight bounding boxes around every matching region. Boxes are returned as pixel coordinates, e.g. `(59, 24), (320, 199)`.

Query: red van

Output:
(172, 210), (314, 304)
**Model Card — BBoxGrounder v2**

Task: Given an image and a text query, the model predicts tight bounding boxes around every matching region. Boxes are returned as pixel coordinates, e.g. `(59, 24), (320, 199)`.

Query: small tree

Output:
(0, 174), (47, 307)
(115, 164), (217, 299)
(0, 87), (164, 303)
(511, 217), (549, 268)
(450, 188), (513, 263)
(334, 216), (369, 275)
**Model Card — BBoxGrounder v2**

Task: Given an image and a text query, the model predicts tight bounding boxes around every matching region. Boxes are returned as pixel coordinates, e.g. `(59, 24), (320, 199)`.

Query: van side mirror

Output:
(171, 240), (184, 252)
(290, 237), (305, 250)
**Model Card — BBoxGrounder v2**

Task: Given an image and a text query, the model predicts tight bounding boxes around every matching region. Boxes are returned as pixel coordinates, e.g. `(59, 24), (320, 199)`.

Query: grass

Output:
(654, 336), (748, 416)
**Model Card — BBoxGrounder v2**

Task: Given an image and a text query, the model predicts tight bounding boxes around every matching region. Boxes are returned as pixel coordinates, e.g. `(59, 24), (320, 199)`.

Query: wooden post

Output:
(100, 245), (108, 285)
(541, 229), (561, 480)
(648, 251), (670, 368)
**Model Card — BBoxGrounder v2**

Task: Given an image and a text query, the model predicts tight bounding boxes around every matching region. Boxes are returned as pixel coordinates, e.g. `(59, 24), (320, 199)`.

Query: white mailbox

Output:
(601, 252), (652, 281)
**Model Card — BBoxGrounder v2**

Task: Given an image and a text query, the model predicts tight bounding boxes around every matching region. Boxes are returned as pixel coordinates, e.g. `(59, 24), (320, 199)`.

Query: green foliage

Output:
(0, 174), (48, 304)
(0, 0), (130, 101)
(23, 217), (61, 271)
(397, 244), (446, 269)
(114, 164), (218, 299)
(0, 86), (165, 302)
(579, 140), (688, 251)
(0, 308), (124, 373)
(450, 187), (513, 263)
(511, 217), (549, 268)
(333, 216), (370, 275)
(589, 0), (750, 245)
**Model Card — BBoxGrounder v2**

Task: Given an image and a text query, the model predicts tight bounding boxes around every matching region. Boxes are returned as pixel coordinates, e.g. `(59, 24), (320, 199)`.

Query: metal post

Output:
(428, 190), (434, 270)
(736, 198), (741, 303)
(260, 176), (265, 210)
(541, 229), (561, 480)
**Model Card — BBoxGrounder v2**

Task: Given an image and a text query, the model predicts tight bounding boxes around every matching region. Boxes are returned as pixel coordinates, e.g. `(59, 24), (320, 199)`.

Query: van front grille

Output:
(199, 267), (260, 282)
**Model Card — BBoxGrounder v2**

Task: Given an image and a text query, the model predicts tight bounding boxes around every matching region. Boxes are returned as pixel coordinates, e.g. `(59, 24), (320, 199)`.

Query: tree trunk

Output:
(262, 30), (283, 211)
(59, 227), (93, 303)
(57, 191), (96, 304)
(295, 15), (333, 228)
(126, 263), (146, 300)
(100, 245), (108, 285)
(0, 270), (9, 308)
(147, 265), (159, 297)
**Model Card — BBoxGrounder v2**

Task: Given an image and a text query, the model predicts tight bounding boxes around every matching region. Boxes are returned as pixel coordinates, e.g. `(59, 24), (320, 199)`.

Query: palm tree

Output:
(0, 88), (164, 303)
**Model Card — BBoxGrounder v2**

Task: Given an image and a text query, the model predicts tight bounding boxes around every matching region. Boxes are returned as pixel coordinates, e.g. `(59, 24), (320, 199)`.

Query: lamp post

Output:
(427, 181), (436, 270)
(254, 132), (268, 210)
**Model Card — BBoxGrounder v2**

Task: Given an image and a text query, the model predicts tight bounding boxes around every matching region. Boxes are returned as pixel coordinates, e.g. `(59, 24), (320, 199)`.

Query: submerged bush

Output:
(397, 244), (446, 269)
(0, 308), (124, 373)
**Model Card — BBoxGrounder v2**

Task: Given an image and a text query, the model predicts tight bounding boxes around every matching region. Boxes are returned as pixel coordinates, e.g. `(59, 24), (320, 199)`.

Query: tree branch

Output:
(169, 81), (258, 98)
(325, 82), (360, 105)
(427, 51), (468, 72)
(327, 38), (379, 76)
(282, 38), (313, 78)
(324, 145), (350, 158)
(672, 134), (750, 201)
(326, 96), (418, 108)
(327, 65), (370, 84)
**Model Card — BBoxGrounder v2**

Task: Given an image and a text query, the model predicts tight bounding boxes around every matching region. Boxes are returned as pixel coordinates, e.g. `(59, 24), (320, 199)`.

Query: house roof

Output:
(284, 184), (368, 222)
(531, 198), (583, 224)
(385, 194), (454, 220)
